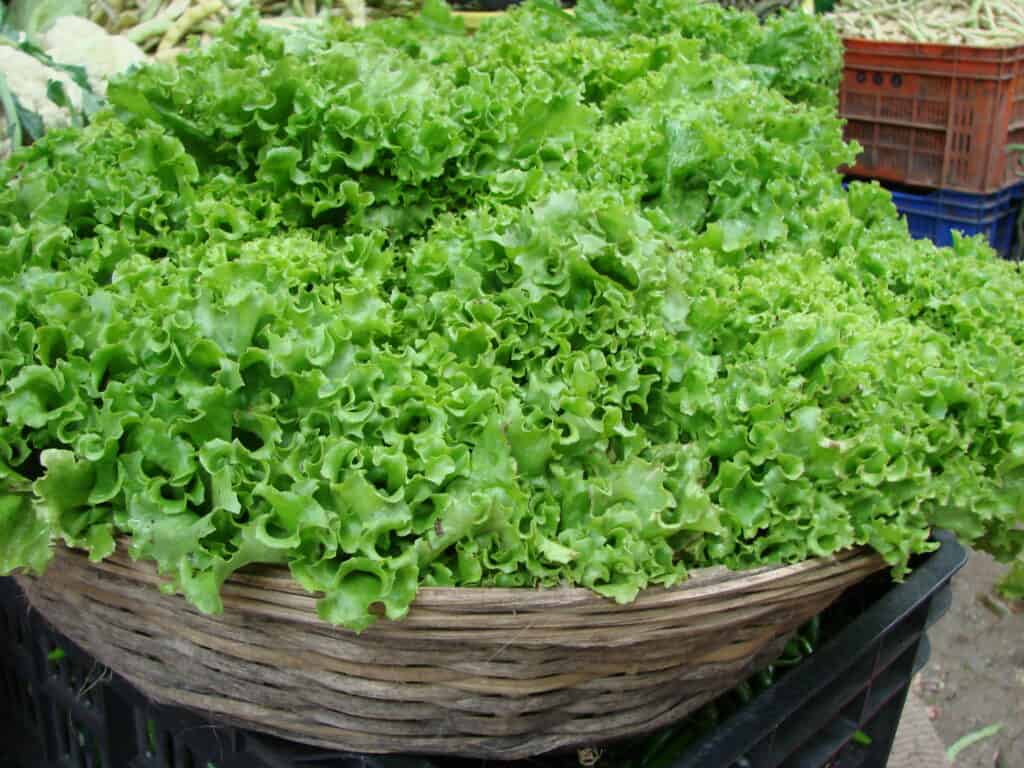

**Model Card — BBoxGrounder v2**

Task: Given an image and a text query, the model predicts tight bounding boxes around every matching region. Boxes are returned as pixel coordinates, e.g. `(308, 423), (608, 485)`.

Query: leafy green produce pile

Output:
(1, 0), (1022, 632)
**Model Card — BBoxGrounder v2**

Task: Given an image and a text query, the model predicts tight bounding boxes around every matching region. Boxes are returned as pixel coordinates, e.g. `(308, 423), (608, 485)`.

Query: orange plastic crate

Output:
(840, 38), (1024, 194)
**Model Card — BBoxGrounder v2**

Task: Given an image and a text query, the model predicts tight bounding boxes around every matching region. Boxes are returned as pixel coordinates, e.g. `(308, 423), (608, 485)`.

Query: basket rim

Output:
(50, 538), (887, 619)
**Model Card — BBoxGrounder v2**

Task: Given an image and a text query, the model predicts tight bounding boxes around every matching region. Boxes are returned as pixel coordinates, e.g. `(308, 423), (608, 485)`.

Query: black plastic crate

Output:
(674, 530), (965, 768)
(0, 532), (965, 768)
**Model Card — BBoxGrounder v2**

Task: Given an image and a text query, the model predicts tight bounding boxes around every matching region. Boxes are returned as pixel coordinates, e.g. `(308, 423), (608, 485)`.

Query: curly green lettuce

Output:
(1, 0), (1022, 631)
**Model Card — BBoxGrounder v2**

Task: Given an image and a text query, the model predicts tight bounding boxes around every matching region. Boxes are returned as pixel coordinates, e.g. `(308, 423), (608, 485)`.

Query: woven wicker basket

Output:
(18, 543), (884, 759)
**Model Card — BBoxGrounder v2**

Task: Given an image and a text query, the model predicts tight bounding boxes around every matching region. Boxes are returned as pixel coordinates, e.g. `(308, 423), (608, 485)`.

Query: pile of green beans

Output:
(827, 0), (1024, 46)
(711, 0), (807, 17)
(85, 0), (419, 58)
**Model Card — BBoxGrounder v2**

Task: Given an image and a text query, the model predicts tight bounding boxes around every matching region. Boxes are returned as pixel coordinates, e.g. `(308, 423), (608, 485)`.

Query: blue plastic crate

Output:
(888, 183), (1024, 259)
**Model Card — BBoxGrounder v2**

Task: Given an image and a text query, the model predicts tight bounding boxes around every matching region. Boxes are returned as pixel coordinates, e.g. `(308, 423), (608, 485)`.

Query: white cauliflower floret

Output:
(41, 17), (146, 96)
(0, 44), (84, 131)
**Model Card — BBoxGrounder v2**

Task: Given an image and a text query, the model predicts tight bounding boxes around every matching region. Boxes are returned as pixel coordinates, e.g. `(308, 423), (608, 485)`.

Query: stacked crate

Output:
(840, 38), (1024, 258)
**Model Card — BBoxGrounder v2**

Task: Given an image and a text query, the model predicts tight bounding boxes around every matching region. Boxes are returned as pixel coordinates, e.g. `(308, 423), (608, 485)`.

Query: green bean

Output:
(139, 0), (165, 23)
(124, 13), (177, 43)
(115, 10), (140, 30)
(984, 1), (997, 30)
(969, 0), (983, 26)
(157, 0), (223, 52)
(827, 0), (1024, 46)
(1005, 4), (1024, 24)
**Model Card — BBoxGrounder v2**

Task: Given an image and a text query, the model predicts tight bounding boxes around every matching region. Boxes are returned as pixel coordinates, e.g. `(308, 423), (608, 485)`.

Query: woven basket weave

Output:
(18, 543), (884, 759)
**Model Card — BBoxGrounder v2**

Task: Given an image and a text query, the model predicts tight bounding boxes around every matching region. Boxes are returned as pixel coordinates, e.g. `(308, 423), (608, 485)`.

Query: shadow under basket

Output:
(15, 543), (885, 760)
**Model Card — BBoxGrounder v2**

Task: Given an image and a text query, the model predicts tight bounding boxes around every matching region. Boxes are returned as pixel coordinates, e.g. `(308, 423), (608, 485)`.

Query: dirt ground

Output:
(915, 549), (1024, 768)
